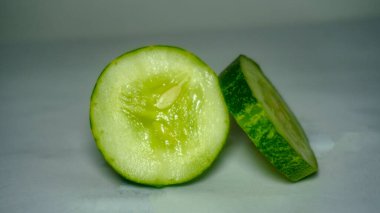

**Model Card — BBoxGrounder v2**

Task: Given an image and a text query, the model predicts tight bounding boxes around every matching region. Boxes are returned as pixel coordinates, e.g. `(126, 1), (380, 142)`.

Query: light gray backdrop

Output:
(1, 1), (380, 213)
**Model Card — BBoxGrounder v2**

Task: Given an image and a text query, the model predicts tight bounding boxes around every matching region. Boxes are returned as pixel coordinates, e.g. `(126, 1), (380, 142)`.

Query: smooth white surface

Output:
(1, 19), (380, 212)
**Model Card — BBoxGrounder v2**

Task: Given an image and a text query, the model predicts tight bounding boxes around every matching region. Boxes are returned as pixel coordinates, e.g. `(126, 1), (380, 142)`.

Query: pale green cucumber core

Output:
(120, 73), (203, 155)
(240, 58), (316, 168)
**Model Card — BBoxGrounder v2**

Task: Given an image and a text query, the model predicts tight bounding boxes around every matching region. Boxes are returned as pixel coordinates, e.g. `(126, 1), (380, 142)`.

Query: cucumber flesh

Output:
(220, 55), (318, 181)
(90, 46), (229, 186)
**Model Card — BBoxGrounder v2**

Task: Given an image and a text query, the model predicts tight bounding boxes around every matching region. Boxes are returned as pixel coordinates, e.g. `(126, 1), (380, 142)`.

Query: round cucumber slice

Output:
(90, 46), (229, 186)
(219, 55), (318, 181)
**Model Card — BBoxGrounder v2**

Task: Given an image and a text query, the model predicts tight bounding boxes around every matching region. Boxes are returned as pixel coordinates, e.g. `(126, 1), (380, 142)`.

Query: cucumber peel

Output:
(219, 55), (318, 181)
(90, 46), (229, 186)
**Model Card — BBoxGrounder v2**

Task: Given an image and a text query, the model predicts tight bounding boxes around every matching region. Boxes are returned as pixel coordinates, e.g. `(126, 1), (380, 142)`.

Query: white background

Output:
(1, 1), (380, 212)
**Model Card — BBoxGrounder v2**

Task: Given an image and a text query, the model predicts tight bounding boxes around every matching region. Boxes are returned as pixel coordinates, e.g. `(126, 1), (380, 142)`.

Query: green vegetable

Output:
(219, 55), (318, 181)
(90, 46), (229, 186)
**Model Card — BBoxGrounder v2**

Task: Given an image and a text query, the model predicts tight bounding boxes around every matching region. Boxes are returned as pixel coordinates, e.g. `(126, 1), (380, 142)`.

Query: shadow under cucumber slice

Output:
(219, 55), (318, 181)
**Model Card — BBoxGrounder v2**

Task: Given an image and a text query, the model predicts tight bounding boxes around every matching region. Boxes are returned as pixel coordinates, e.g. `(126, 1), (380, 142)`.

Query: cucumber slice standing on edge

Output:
(219, 55), (318, 181)
(90, 46), (229, 186)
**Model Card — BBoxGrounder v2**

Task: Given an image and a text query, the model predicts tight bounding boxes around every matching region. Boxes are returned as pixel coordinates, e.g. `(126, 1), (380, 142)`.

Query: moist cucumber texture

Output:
(219, 55), (318, 181)
(90, 46), (229, 186)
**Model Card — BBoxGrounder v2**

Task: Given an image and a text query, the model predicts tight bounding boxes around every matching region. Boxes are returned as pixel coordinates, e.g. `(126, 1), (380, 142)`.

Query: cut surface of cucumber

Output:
(90, 46), (229, 186)
(219, 55), (318, 181)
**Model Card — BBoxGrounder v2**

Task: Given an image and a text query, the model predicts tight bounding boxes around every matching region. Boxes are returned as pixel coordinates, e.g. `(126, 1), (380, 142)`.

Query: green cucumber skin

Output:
(219, 55), (317, 181)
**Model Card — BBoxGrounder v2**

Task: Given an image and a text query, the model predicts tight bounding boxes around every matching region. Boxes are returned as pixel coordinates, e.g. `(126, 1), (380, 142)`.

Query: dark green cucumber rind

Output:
(90, 45), (230, 187)
(219, 55), (317, 181)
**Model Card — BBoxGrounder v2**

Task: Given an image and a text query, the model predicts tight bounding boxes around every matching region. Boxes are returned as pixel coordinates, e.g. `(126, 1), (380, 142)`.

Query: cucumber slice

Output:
(219, 55), (318, 181)
(90, 46), (229, 186)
